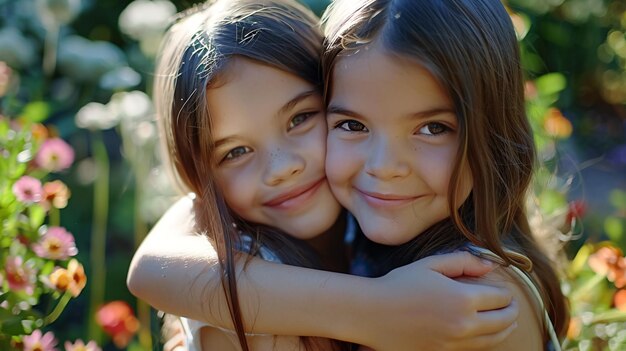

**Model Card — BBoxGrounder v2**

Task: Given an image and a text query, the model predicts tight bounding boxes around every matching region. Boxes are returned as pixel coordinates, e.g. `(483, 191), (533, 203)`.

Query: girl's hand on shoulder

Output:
(360, 251), (518, 351)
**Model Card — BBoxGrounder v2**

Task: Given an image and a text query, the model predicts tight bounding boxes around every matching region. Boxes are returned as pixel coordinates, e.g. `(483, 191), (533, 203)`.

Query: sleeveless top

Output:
(180, 215), (364, 351)
(462, 245), (562, 351)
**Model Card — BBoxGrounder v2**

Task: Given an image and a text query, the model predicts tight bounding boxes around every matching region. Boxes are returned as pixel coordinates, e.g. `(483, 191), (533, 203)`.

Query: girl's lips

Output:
(263, 178), (325, 209)
(356, 188), (421, 207)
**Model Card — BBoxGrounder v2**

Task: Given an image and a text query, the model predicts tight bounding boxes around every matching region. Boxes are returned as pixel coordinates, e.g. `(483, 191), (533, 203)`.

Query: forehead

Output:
(330, 44), (451, 114)
(206, 58), (314, 133)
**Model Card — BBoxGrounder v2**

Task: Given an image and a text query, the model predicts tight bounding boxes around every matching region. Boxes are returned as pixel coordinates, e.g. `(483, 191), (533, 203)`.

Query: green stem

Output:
(43, 23), (59, 77)
(133, 156), (152, 350)
(87, 131), (109, 344)
(591, 310), (626, 324)
(49, 207), (60, 227)
(44, 292), (71, 325)
(569, 273), (606, 302)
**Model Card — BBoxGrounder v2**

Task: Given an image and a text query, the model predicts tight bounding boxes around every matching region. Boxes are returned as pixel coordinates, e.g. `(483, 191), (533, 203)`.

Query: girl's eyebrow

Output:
(213, 90), (320, 149)
(326, 105), (362, 118)
(327, 105), (454, 120)
(213, 136), (239, 149)
(277, 90), (319, 116)
(408, 107), (455, 120)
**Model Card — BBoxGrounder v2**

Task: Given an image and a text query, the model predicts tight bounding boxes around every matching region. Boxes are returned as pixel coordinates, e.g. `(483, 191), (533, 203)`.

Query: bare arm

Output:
(128, 196), (519, 350)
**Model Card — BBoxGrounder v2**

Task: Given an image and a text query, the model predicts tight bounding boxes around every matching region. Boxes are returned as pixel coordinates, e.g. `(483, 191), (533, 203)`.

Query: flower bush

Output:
(0, 116), (94, 349)
(0, 0), (624, 350)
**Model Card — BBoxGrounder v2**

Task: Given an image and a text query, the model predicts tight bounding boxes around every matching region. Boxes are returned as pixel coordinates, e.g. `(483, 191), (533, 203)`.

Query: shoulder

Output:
(464, 266), (545, 350)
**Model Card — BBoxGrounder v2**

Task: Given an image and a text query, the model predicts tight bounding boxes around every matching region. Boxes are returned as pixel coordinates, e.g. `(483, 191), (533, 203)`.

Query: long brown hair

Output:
(322, 0), (568, 341)
(154, 1), (345, 349)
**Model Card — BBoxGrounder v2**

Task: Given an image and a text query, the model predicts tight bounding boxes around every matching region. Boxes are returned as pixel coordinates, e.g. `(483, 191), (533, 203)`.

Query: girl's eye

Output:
(222, 146), (252, 162)
(336, 120), (368, 132)
(418, 122), (449, 136)
(288, 112), (317, 130)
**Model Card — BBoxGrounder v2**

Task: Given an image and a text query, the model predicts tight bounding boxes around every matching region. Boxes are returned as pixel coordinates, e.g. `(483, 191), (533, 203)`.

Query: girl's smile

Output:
(263, 177), (326, 211)
(355, 188), (423, 208)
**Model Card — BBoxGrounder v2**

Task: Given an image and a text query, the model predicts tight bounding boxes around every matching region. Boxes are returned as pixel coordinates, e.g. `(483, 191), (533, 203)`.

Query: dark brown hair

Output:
(322, 0), (568, 341)
(154, 0), (345, 349)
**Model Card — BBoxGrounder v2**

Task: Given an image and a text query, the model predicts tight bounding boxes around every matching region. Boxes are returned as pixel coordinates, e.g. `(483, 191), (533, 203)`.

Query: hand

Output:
(162, 314), (187, 351)
(360, 251), (518, 351)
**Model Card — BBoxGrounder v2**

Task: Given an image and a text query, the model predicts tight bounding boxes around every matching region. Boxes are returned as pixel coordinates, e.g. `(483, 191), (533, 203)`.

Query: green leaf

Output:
(40, 260), (54, 276)
(538, 189), (567, 215)
(19, 102), (50, 123)
(535, 73), (567, 97)
(28, 205), (46, 229)
(569, 243), (592, 276)
(0, 316), (27, 335)
(609, 189), (626, 210)
(127, 341), (146, 351)
(604, 217), (624, 242)
(0, 120), (8, 138)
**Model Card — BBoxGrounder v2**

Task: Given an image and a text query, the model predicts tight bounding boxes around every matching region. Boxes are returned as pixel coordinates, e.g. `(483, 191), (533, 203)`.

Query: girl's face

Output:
(326, 44), (473, 245)
(209, 58), (342, 240)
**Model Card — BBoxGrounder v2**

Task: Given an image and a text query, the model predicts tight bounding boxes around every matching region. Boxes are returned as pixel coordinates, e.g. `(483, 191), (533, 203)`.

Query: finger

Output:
(426, 251), (495, 278)
(469, 284), (514, 312)
(163, 334), (185, 351)
(452, 320), (518, 350)
(472, 299), (519, 335)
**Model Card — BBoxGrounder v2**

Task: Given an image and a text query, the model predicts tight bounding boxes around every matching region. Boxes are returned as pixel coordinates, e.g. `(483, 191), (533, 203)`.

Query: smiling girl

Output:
(128, 0), (520, 350)
(322, 0), (568, 349)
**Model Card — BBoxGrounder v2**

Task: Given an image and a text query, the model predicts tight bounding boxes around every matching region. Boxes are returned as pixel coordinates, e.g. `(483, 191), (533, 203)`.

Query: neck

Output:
(306, 211), (349, 272)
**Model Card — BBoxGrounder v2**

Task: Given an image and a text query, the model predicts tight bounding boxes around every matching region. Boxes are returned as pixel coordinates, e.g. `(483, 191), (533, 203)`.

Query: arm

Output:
(128, 197), (518, 350)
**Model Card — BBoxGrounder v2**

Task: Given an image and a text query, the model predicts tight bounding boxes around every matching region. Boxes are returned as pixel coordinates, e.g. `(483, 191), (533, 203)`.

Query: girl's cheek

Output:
(325, 137), (356, 184)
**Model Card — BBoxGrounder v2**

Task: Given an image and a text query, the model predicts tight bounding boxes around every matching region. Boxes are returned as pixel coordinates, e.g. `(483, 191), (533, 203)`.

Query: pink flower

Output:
(32, 227), (78, 260)
(36, 138), (75, 172)
(4, 256), (37, 294)
(23, 330), (58, 351)
(0, 61), (11, 97)
(64, 339), (101, 351)
(12, 175), (43, 203)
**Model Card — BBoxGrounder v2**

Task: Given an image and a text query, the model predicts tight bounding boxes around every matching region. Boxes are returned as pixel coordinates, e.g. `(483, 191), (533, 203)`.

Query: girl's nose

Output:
(364, 136), (410, 180)
(262, 149), (305, 186)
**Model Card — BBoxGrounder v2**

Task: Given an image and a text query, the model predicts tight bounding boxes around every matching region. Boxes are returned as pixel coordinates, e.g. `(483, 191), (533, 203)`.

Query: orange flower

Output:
(566, 317), (582, 340)
(41, 180), (71, 210)
(614, 289), (626, 312)
(96, 301), (139, 348)
(67, 259), (87, 297)
(48, 259), (86, 297)
(49, 267), (72, 291)
(543, 107), (573, 139)
(30, 123), (49, 142)
(588, 246), (626, 288)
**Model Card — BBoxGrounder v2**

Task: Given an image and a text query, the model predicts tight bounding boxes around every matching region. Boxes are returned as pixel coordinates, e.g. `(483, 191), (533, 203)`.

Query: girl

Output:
(129, 0), (519, 350)
(151, 0), (348, 349)
(322, 0), (568, 349)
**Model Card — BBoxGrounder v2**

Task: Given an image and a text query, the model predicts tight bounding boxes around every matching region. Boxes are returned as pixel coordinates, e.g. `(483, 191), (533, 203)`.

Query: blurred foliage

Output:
(0, 0), (625, 350)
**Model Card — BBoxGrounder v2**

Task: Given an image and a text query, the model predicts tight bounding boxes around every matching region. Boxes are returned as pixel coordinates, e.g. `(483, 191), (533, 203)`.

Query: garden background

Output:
(1, 0), (626, 350)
